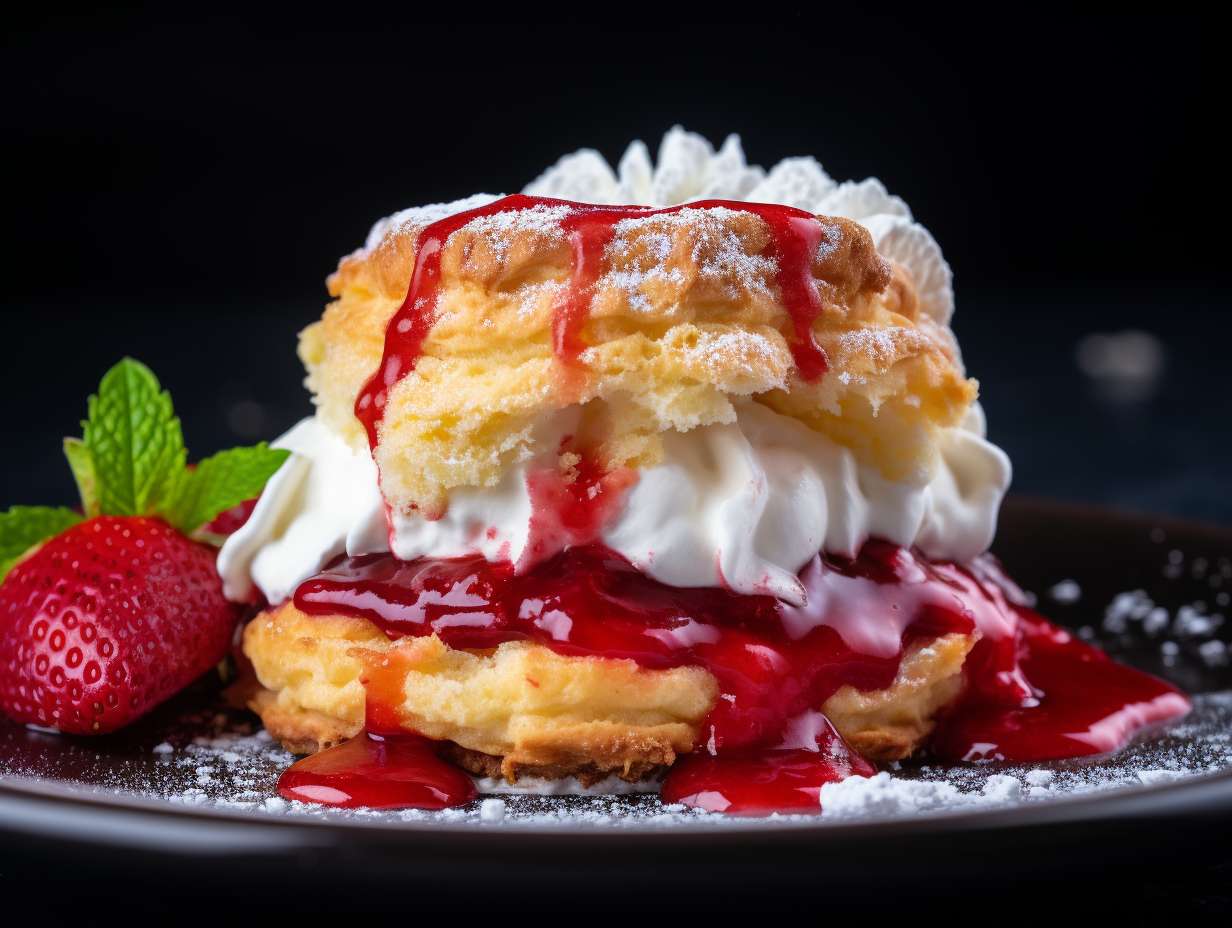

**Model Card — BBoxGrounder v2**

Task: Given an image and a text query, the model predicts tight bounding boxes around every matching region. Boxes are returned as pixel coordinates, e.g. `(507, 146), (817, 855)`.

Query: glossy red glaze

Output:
(296, 541), (981, 753)
(353, 194), (834, 447)
(289, 541), (1190, 814)
(277, 732), (477, 810)
(660, 712), (875, 814)
(931, 609), (1191, 762)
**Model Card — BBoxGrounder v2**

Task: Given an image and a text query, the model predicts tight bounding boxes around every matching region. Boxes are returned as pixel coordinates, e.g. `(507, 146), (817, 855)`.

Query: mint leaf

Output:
(0, 506), (82, 581)
(81, 358), (186, 517)
(161, 443), (289, 535)
(63, 437), (99, 517)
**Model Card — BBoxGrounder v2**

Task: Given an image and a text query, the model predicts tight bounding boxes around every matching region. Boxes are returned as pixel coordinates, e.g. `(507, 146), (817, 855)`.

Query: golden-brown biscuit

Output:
(302, 201), (976, 515)
(240, 602), (975, 780)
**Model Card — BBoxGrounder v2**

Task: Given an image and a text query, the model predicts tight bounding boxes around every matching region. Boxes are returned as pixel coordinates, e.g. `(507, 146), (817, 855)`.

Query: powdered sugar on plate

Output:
(1091, 582), (1227, 668)
(1, 691), (1228, 829)
(819, 694), (1232, 820)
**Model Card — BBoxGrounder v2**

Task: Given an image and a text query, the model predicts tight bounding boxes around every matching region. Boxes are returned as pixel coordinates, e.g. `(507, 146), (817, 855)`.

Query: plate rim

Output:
(0, 744), (1227, 842)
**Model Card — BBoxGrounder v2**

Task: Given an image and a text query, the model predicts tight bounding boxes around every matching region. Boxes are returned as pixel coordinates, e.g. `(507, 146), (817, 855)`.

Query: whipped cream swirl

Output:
(218, 404), (1010, 607)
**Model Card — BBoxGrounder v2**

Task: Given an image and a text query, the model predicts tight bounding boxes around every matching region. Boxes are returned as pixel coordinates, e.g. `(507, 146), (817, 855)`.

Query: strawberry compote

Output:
(277, 539), (1189, 814)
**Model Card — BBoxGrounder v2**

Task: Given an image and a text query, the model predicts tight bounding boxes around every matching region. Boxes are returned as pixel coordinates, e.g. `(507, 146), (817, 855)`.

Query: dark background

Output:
(2, 13), (1231, 920)
(2, 12), (1228, 524)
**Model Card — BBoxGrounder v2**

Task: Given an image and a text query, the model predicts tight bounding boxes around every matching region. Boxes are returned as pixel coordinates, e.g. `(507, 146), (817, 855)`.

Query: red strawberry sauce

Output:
(278, 195), (1189, 814)
(278, 541), (1189, 814)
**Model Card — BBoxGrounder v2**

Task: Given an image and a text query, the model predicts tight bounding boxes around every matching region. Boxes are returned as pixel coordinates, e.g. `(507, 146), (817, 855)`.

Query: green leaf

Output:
(81, 358), (186, 517)
(161, 443), (290, 535)
(63, 437), (99, 517)
(0, 506), (82, 581)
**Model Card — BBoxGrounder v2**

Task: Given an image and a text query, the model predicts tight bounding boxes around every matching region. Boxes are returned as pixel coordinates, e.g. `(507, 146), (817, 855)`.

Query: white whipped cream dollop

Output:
(218, 405), (1010, 608)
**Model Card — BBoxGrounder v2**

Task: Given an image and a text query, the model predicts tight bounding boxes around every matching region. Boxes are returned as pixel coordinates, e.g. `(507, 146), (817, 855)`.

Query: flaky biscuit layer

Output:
(241, 603), (974, 780)
(303, 203), (976, 514)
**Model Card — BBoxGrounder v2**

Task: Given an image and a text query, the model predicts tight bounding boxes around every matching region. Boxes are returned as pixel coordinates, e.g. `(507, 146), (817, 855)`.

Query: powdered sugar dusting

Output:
(603, 207), (777, 308)
(451, 203), (570, 259)
(514, 279), (565, 319)
(683, 330), (784, 383)
(834, 326), (928, 369)
(1082, 584), (1228, 668)
(523, 126), (955, 323)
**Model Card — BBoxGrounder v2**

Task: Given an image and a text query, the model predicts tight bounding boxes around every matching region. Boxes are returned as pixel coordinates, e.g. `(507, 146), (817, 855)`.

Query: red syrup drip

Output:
(520, 452), (637, 569)
(931, 610), (1191, 763)
(660, 712), (875, 814)
(276, 646), (478, 811)
(277, 732), (477, 810)
(289, 542), (1191, 814)
(353, 194), (833, 448)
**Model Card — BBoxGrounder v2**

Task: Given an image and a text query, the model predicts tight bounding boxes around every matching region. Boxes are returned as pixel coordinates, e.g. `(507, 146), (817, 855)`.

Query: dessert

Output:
(213, 130), (1195, 812)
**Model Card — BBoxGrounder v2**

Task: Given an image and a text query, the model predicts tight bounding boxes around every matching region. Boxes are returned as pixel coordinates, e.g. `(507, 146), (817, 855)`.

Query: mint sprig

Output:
(83, 358), (187, 518)
(0, 358), (290, 581)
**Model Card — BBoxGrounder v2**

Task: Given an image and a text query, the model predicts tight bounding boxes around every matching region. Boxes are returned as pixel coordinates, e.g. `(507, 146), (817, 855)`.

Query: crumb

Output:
(1137, 769), (1185, 786)
(819, 772), (962, 817)
(980, 774), (1022, 803)
(479, 798), (507, 822)
(1049, 580), (1081, 604)
(1025, 769), (1054, 787)
(1144, 608), (1170, 636)
(1199, 640), (1228, 667)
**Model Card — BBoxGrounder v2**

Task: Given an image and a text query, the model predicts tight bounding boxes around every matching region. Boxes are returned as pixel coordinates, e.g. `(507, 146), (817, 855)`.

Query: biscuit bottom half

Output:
(237, 602), (975, 785)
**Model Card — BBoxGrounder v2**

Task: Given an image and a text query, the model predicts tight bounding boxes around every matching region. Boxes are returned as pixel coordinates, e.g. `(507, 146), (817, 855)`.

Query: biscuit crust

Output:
(302, 201), (976, 515)
(241, 602), (974, 781)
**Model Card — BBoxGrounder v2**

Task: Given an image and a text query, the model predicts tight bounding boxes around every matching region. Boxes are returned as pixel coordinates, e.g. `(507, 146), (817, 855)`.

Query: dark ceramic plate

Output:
(1, 497), (1230, 914)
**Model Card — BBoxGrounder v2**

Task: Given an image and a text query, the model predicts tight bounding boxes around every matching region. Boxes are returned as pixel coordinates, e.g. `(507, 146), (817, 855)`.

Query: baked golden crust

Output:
(241, 602), (975, 779)
(302, 201), (976, 514)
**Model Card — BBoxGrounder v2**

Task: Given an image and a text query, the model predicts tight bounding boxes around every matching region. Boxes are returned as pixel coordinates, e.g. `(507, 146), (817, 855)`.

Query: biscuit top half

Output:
(300, 195), (976, 517)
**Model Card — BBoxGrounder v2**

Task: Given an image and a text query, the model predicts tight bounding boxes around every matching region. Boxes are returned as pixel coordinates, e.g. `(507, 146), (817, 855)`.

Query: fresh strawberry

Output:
(0, 358), (288, 734)
(0, 517), (237, 733)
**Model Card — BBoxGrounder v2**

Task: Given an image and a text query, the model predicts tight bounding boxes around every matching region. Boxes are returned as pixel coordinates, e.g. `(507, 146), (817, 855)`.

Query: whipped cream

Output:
(218, 404), (1009, 608)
